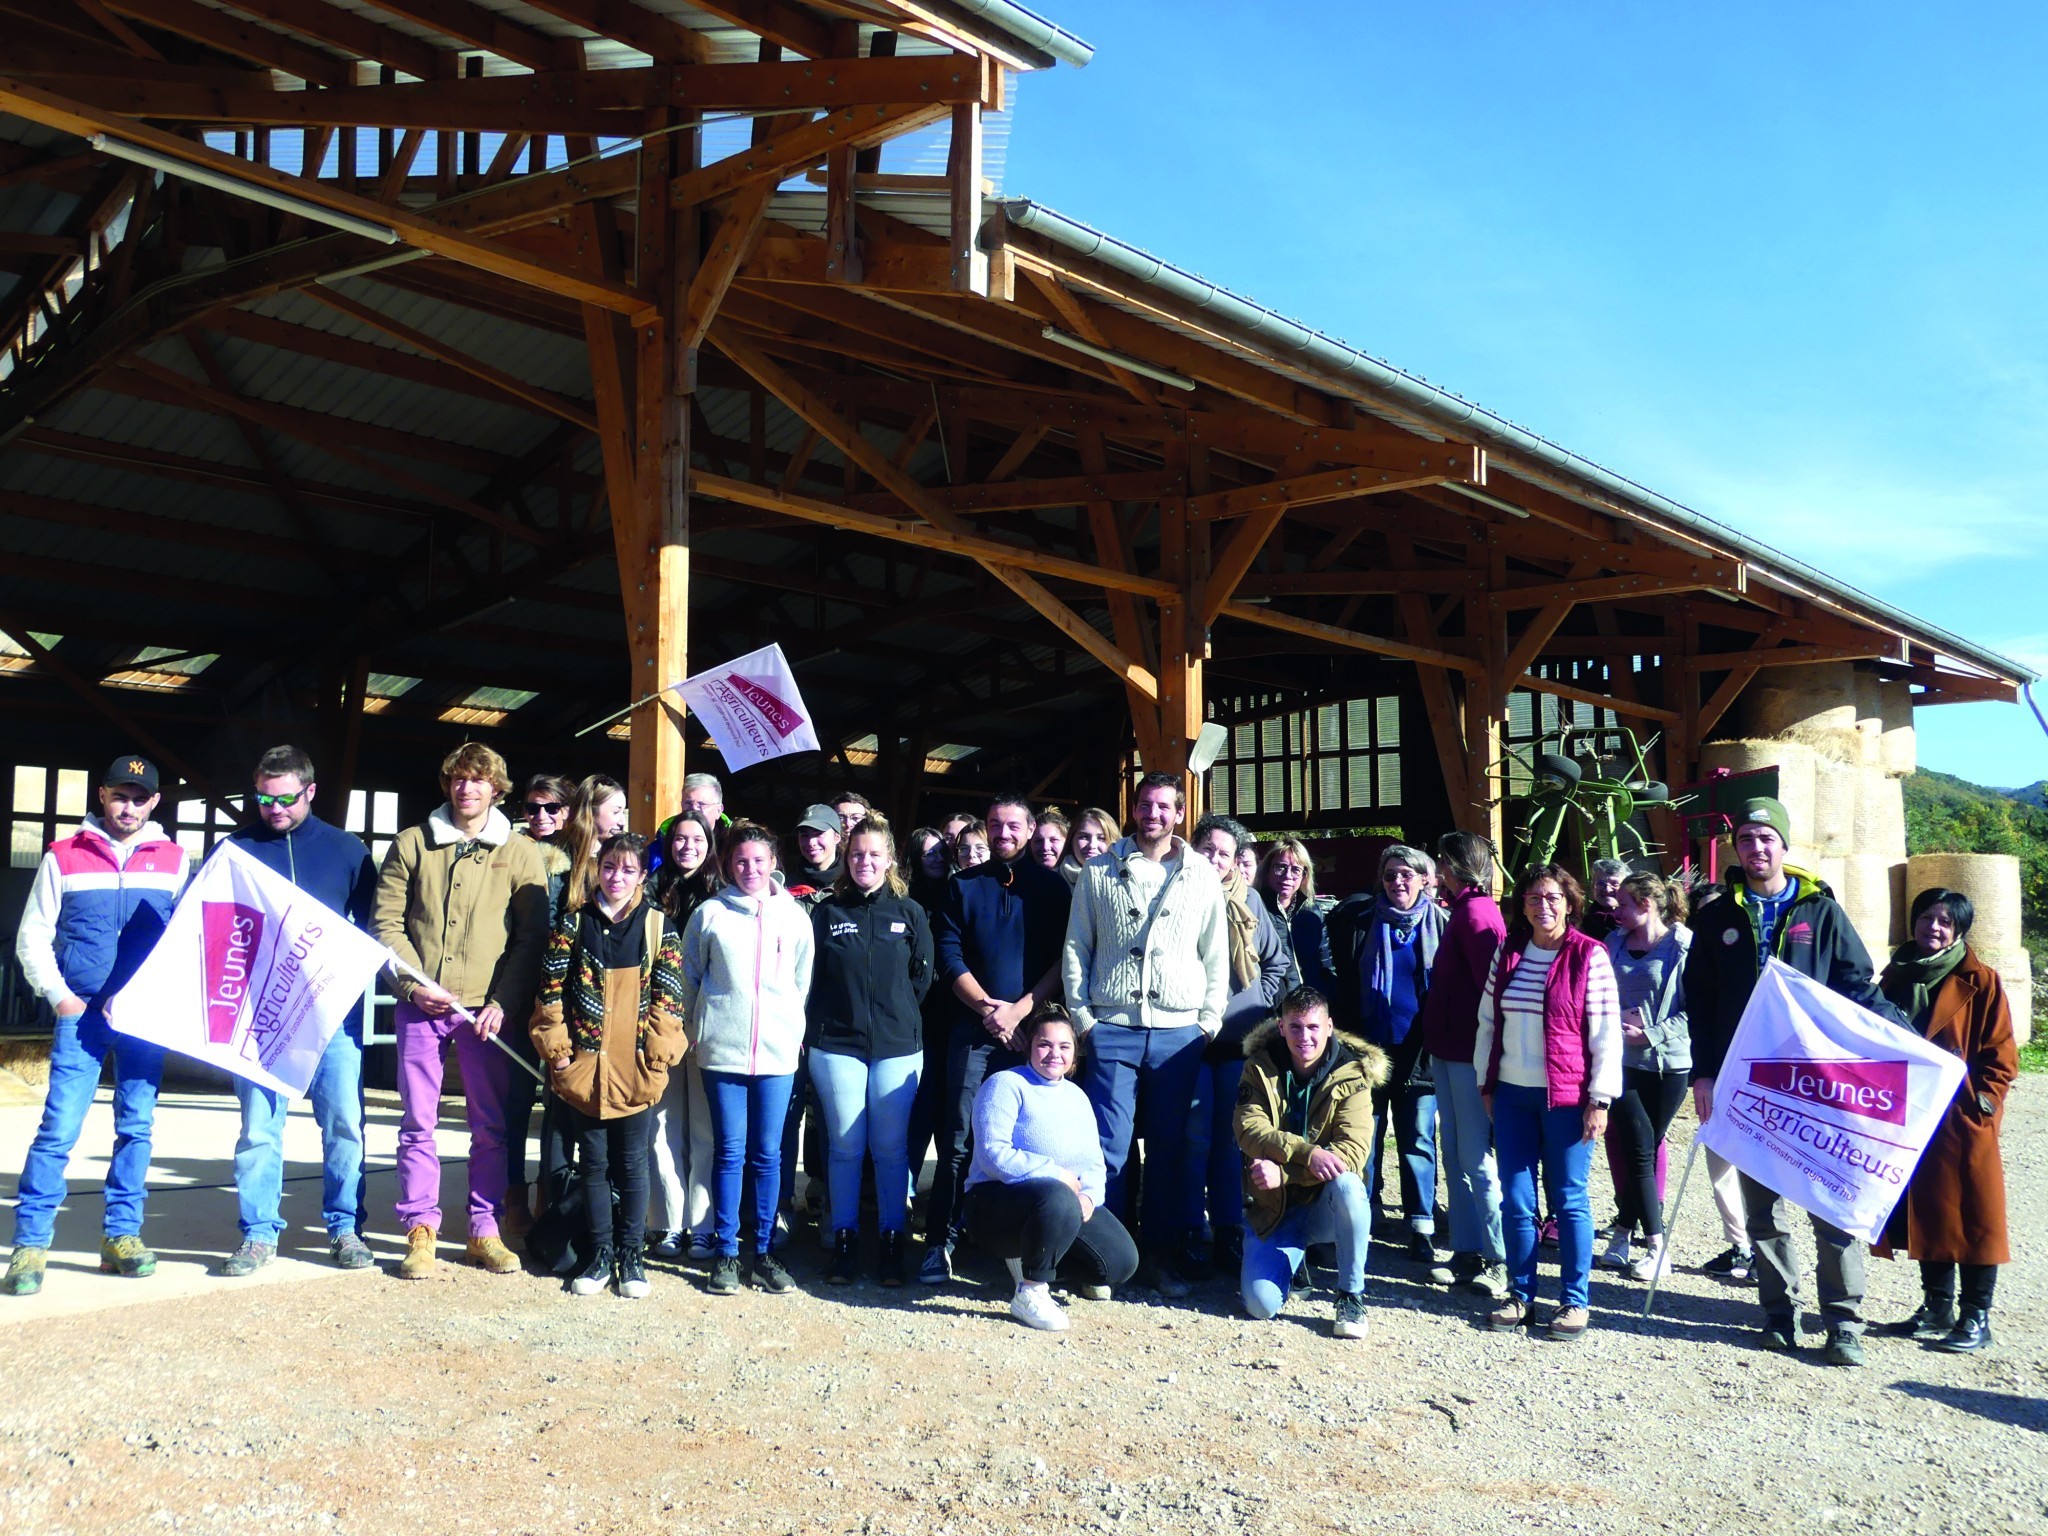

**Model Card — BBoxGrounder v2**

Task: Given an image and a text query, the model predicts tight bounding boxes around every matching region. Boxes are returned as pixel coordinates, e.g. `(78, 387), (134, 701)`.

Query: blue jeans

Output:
(12, 1007), (167, 1249)
(703, 1071), (795, 1258)
(1078, 1021), (1206, 1257)
(1493, 1081), (1594, 1309)
(233, 1026), (365, 1243)
(1241, 1170), (1370, 1318)
(1364, 1080), (1437, 1237)
(1430, 1058), (1503, 1263)
(809, 1049), (920, 1234)
(1195, 1055), (1248, 1238)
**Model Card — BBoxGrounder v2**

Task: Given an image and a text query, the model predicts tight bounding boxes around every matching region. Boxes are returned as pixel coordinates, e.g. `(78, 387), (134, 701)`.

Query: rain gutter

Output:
(942, 0), (1093, 67)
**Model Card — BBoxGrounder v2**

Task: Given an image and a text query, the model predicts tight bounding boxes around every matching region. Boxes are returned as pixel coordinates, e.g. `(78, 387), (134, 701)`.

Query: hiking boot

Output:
(826, 1228), (858, 1286)
(1885, 1297), (1959, 1340)
(330, 1231), (375, 1270)
(1934, 1310), (1994, 1354)
(878, 1230), (908, 1288)
(1702, 1245), (1754, 1283)
(706, 1255), (742, 1296)
(1466, 1261), (1509, 1302)
(617, 1250), (650, 1300)
(917, 1241), (955, 1286)
(1332, 1291), (1370, 1340)
(1409, 1235), (1455, 1285)
(1009, 1281), (1069, 1332)
(2, 1246), (47, 1297)
(753, 1250), (796, 1294)
(220, 1240), (276, 1277)
(1545, 1305), (1590, 1343)
(501, 1185), (535, 1246)
(1759, 1315), (1802, 1353)
(99, 1235), (156, 1278)
(569, 1245), (614, 1297)
(465, 1233), (520, 1275)
(397, 1225), (439, 1280)
(1821, 1330), (1866, 1368)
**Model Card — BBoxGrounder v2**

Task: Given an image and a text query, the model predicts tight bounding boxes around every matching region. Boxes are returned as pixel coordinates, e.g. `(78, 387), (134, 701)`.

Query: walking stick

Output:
(1641, 1138), (1702, 1319)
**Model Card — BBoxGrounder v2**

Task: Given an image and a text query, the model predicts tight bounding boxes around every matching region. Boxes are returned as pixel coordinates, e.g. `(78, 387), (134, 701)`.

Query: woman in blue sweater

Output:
(965, 1006), (1138, 1330)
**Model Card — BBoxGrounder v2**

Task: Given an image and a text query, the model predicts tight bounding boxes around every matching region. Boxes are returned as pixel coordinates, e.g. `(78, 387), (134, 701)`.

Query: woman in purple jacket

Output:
(1419, 832), (1508, 1300)
(1472, 864), (1623, 1342)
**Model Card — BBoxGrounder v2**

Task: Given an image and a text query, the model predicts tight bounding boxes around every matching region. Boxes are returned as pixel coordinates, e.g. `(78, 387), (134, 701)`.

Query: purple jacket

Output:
(1418, 886), (1506, 1065)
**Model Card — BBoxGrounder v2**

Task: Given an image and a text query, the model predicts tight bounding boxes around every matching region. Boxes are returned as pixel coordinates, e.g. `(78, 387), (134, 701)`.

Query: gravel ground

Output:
(2, 1089), (2042, 1536)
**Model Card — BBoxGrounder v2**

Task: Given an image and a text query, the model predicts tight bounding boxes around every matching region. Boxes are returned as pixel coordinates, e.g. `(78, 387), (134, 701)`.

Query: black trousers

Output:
(1920, 1259), (1998, 1312)
(924, 1021), (1023, 1246)
(564, 1103), (650, 1258)
(966, 1177), (1140, 1287)
(1612, 1067), (1689, 1238)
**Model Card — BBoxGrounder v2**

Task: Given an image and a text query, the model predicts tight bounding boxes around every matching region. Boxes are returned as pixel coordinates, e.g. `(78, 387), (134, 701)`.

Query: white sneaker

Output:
(1598, 1231), (1633, 1271)
(1009, 1281), (1070, 1332)
(1627, 1236), (1670, 1284)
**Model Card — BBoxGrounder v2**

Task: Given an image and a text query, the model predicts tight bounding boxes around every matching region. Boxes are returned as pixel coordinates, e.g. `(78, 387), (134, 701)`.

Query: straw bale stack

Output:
(1853, 767), (1908, 861)
(1905, 852), (2023, 957)
(1812, 754), (1859, 859)
(1879, 679), (1916, 777)
(1700, 739), (1818, 855)
(1814, 855), (1849, 900)
(1743, 662), (1858, 739)
(1840, 854), (1902, 963)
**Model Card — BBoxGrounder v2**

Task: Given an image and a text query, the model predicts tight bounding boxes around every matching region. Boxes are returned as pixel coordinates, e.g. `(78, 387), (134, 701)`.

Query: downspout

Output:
(1000, 199), (2034, 687)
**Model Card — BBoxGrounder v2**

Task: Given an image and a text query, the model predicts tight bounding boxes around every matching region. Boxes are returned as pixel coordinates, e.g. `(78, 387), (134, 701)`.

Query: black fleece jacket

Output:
(806, 885), (935, 1060)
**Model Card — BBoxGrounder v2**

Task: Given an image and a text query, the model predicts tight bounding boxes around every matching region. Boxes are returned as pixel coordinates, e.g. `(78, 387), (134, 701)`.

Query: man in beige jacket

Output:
(373, 743), (549, 1278)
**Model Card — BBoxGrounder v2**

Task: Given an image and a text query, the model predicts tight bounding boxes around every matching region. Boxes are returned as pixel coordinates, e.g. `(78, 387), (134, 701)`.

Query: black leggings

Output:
(565, 1103), (650, 1258)
(966, 1178), (1140, 1287)
(1612, 1068), (1689, 1238)
(1921, 1260), (1998, 1312)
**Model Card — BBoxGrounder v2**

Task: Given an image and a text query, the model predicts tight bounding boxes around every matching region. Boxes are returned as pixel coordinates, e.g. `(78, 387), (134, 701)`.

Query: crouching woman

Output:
(1235, 985), (1388, 1338)
(530, 832), (687, 1300)
(965, 1005), (1139, 1330)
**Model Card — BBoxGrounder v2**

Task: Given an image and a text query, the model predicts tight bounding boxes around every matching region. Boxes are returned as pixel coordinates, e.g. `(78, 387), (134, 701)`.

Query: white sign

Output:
(1696, 958), (1967, 1241)
(671, 642), (821, 769)
(104, 842), (389, 1095)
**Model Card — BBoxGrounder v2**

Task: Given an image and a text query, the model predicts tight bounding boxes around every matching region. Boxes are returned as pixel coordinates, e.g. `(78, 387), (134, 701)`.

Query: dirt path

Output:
(3, 1090), (2043, 1535)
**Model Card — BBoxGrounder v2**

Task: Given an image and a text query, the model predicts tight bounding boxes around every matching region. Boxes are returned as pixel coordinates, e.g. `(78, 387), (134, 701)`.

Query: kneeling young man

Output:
(1235, 986), (1388, 1338)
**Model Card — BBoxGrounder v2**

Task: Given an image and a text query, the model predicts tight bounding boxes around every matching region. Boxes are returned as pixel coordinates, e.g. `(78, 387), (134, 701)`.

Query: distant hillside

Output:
(1904, 770), (2048, 929)
(2004, 781), (2048, 810)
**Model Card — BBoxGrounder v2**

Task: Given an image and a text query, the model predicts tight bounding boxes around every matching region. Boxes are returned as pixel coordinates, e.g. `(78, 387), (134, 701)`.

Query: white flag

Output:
(104, 842), (390, 1095)
(670, 642), (821, 769)
(1696, 958), (1967, 1241)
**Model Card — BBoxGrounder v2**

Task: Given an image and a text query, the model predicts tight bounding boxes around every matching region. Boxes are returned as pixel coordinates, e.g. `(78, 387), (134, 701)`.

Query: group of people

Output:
(1, 749), (2018, 1365)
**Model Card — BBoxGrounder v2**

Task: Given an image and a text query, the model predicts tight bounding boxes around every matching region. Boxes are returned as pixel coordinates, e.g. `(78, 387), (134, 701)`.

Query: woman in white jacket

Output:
(677, 823), (814, 1296)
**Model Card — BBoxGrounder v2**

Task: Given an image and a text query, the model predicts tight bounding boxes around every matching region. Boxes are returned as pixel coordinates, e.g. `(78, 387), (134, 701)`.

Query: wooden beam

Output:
(684, 0), (833, 59)
(669, 102), (952, 209)
(847, 469), (1185, 516)
(1687, 644), (1892, 671)
(1236, 569), (1482, 597)
(712, 328), (1161, 699)
(1216, 601), (1481, 674)
(1499, 557), (1598, 687)
(304, 284), (600, 430)
(1187, 463), (1465, 522)
(680, 178), (775, 355)
(351, 0), (565, 70)
(206, 0), (444, 78)
(100, 0), (353, 84)
(1697, 664), (1760, 739)
(1490, 573), (1720, 608)
(1515, 671), (1682, 726)
(0, 76), (655, 320)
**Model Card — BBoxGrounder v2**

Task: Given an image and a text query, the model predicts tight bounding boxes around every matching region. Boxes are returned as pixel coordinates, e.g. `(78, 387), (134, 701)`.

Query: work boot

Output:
(99, 1234), (157, 1278)
(220, 1239), (276, 1277)
(397, 1224), (439, 1280)
(1934, 1310), (1994, 1354)
(1886, 1296), (1959, 1340)
(501, 1185), (535, 1246)
(466, 1233), (520, 1274)
(2, 1246), (48, 1297)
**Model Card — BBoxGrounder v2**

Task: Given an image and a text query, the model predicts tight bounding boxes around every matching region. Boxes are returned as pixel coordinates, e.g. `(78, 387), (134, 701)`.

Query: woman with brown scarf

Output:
(1188, 814), (1292, 1269)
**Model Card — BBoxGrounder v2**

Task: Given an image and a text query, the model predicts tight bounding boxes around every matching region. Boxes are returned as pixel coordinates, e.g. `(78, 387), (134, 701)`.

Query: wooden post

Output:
(1463, 532), (1506, 844)
(1155, 495), (1202, 808)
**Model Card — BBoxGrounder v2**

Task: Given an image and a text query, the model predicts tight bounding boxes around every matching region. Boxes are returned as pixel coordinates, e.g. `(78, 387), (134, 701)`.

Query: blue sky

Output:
(1002, 1), (2048, 788)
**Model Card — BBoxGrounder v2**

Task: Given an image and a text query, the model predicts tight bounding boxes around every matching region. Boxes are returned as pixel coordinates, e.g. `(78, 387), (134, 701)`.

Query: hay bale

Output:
(1841, 854), (1900, 960)
(1814, 855), (1849, 900)
(1700, 739), (1818, 856)
(1889, 861), (1909, 946)
(1851, 668), (1885, 767)
(1976, 947), (2034, 1049)
(1812, 756), (1859, 858)
(1905, 853), (2023, 956)
(1742, 662), (1859, 739)
(1879, 679), (1916, 777)
(2008, 974), (2033, 1049)
(1853, 768), (1907, 860)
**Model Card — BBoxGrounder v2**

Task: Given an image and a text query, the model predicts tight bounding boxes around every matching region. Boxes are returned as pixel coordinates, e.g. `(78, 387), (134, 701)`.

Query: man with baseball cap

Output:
(1684, 791), (1905, 1365)
(4, 754), (189, 1296)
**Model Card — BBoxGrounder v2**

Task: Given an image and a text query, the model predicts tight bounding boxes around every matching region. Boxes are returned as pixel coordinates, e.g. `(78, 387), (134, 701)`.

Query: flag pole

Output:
(574, 682), (685, 739)
(1641, 1138), (1702, 1320)
(383, 951), (546, 1086)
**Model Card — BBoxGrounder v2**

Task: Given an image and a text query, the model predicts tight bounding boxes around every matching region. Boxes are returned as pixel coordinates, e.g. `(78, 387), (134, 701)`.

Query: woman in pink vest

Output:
(1472, 864), (1622, 1342)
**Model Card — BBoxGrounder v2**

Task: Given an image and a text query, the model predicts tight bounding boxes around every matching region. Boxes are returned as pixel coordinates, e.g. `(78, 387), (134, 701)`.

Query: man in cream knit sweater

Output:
(1064, 773), (1228, 1294)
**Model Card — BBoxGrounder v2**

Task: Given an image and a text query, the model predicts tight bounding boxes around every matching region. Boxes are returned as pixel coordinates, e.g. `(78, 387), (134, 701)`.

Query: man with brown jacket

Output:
(373, 743), (549, 1278)
(1235, 986), (1388, 1338)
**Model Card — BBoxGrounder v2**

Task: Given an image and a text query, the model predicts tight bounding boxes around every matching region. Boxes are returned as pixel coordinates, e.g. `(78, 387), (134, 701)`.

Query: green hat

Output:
(1734, 795), (1792, 841)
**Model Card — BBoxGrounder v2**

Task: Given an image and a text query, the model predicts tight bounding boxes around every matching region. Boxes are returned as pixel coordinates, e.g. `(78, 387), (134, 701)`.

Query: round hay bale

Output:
(1905, 853), (2023, 956)
(1814, 855), (1849, 900)
(1840, 854), (1900, 960)
(1851, 668), (1884, 767)
(1879, 679), (1916, 777)
(2007, 974), (2033, 1049)
(1853, 768), (1907, 860)
(1742, 662), (1859, 739)
(1812, 756), (1859, 858)
(1700, 739), (1818, 855)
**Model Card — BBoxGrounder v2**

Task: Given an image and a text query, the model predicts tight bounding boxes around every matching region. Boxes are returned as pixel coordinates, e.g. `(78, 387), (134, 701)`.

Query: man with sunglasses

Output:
(5, 754), (188, 1296)
(213, 745), (379, 1277)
